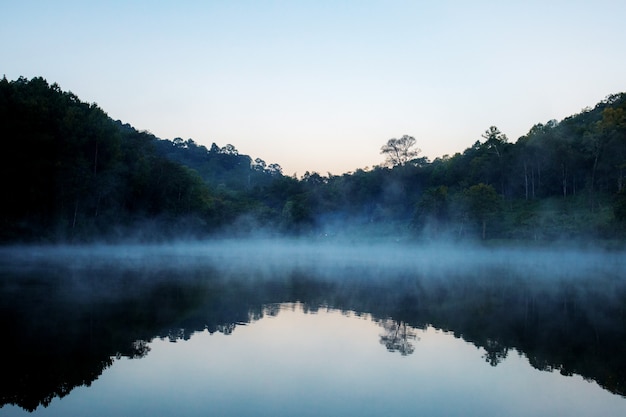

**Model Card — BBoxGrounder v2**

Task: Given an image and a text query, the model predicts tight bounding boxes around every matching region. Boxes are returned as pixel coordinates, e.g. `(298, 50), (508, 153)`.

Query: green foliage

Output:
(462, 183), (502, 239)
(0, 77), (222, 242)
(412, 186), (449, 236)
(2, 75), (625, 242)
(614, 189), (626, 222)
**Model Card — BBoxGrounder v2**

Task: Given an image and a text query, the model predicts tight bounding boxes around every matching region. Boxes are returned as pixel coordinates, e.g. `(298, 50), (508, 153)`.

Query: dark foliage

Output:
(1, 76), (625, 241)
(0, 77), (220, 242)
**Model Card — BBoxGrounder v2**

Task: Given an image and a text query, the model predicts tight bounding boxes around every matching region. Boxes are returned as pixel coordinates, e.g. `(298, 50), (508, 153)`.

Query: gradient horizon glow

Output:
(2, 0), (625, 176)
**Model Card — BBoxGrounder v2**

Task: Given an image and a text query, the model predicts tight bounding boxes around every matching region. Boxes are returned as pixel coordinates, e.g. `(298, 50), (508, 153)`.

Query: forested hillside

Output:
(0, 77), (218, 241)
(1, 76), (625, 242)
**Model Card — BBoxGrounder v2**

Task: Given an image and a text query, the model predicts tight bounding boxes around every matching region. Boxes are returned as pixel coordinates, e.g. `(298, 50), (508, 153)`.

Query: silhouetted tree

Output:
(380, 135), (421, 167)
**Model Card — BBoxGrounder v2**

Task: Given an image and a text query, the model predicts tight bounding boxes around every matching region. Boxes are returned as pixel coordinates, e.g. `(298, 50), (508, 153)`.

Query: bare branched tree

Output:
(380, 135), (421, 167)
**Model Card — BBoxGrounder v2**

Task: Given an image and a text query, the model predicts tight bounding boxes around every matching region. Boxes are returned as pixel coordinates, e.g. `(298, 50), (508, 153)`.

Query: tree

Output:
(463, 183), (501, 239)
(267, 163), (283, 176)
(614, 189), (626, 222)
(412, 186), (449, 236)
(380, 135), (420, 167)
(479, 126), (511, 196)
(220, 144), (238, 155)
(253, 157), (266, 171)
(481, 126), (508, 157)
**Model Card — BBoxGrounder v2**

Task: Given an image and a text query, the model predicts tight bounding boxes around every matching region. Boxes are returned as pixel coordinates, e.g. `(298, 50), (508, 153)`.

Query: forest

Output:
(1, 75), (625, 243)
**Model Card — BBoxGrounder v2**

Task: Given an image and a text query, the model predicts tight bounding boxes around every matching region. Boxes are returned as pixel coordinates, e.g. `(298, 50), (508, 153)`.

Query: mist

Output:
(2, 238), (624, 283)
(3, 237), (626, 412)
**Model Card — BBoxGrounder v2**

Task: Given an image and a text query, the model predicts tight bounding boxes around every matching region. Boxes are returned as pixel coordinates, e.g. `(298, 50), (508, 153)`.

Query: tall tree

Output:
(412, 186), (450, 236)
(463, 183), (501, 239)
(480, 126), (510, 195)
(380, 135), (420, 167)
(481, 126), (508, 157)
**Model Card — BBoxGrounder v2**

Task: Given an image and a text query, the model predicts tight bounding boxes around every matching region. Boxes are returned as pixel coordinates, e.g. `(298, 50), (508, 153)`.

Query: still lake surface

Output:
(1, 240), (625, 416)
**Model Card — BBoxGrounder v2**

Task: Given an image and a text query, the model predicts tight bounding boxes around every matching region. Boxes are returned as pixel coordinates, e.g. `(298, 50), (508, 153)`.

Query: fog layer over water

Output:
(2, 239), (624, 279)
(1, 239), (625, 414)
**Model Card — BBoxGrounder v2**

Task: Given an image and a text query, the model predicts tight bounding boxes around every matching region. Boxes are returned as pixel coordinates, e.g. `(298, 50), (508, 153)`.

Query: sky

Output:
(2, 1), (625, 176)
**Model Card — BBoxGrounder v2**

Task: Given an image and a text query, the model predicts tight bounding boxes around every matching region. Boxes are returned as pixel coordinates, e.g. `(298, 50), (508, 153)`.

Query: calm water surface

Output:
(1, 241), (625, 416)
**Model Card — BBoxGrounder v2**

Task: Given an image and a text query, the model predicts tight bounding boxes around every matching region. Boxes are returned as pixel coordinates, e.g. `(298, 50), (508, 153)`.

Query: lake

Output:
(1, 240), (625, 416)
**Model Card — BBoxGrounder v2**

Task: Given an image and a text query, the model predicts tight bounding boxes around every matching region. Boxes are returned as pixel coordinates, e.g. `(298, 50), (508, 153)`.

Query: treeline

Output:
(0, 76), (220, 241)
(1, 75), (625, 242)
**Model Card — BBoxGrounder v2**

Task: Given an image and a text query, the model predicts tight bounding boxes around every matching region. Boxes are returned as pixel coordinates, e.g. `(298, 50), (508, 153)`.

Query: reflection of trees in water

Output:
(482, 339), (508, 366)
(379, 320), (419, 356)
(123, 340), (151, 359)
(3, 257), (626, 411)
(167, 328), (188, 342)
(216, 323), (237, 335)
(263, 304), (282, 317)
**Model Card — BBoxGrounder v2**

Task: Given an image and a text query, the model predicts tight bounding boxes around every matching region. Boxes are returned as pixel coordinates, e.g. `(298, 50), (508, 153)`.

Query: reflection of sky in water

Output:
(5, 304), (626, 417)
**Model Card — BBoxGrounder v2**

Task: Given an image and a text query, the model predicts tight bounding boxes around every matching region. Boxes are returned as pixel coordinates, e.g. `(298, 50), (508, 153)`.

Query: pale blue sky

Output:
(2, 1), (625, 175)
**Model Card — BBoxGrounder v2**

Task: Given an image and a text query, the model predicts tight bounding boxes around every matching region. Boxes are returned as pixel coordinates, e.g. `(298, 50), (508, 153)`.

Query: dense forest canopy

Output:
(1, 75), (625, 242)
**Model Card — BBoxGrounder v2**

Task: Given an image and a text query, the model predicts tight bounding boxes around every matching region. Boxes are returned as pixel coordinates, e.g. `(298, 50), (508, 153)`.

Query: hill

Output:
(1, 75), (625, 242)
